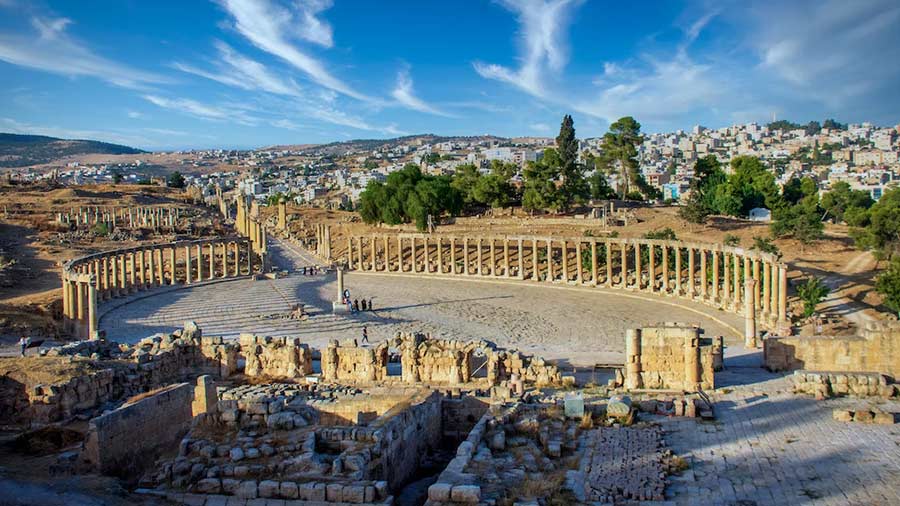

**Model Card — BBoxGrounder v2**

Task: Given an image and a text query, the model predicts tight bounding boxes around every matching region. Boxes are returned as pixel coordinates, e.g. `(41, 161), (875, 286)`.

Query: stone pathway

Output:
(99, 240), (743, 367)
(659, 368), (900, 506)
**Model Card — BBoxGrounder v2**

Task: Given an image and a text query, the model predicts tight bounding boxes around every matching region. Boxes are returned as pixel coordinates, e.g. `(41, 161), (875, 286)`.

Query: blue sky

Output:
(0, 0), (898, 150)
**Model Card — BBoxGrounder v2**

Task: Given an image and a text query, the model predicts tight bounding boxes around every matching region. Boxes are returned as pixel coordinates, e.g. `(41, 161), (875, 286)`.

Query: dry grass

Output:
(0, 355), (103, 387)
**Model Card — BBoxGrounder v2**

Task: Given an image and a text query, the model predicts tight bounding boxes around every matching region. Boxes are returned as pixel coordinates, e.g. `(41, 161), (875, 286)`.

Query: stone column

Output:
(195, 244), (203, 280)
(762, 262), (771, 316)
(562, 240), (569, 282)
(346, 237), (354, 269)
(208, 243), (215, 280)
(87, 281), (97, 340)
(464, 237), (470, 275)
(778, 265), (788, 324)
(157, 249), (165, 285)
(185, 246), (193, 283)
(634, 242), (642, 290)
(61, 274), (70, 319)
(383, 236), (390, 272)
(450, 237), (456, 274)
(712, 251), (719, 301)
(423, 236), (431, 273)
(371, 235), (377, 271)
(752, 259), (761, 311)
(546, 239), (553, 282)
(221, 243), (228, 277)
(605, 241), (612, 286)
(437, 237), (444, 273)
(591, 240), (598, 285)
(532, 238), (539, 281)
(620, 242), (627, 289)
(397, 236), (404, 272)
(700, 249), (708, 299)
(504, 238), (510, 277)
(169, 247), (176, 285)
(337, 267), (344, 302)
(76, 280), (85, 321)
(101, 257), (109, 293)
(733, 254), (741, 307)
(128, 252), (136, 289)
(489, 238), (496, 276)
(576, 240), (583, 284)
(684, 334), (701, 391)
(722, 252), (730, 305)
(648, 244), (655, 292)
(744, 279), (757, 348)
(356, 237), (363, 271)
(662, 245), (670, 292)
(625, 328), (642, 390)
(147, 248), (156, 286)
(687, 248), (695, 297)
(477, 238), (484, 276)
(517, 238), (524, 279)
(232, 242), (240, 276)
(675, 247), (682, 294)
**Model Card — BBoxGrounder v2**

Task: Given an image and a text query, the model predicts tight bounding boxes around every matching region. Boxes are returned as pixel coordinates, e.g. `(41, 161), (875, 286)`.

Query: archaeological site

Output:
(1, 188), (899, 506)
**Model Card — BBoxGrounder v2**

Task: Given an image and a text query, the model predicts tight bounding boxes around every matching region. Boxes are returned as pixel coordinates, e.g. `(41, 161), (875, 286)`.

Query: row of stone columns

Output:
(57, 206), (180, 229)
(316, 224), (332, 260)
(234, 196), (268, 269)
(346, 234), (789, 329)
(61, 239), (254, 339)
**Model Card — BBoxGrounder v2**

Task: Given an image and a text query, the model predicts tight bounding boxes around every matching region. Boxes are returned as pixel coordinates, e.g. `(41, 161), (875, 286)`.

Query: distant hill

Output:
(0, 133), (146, 168)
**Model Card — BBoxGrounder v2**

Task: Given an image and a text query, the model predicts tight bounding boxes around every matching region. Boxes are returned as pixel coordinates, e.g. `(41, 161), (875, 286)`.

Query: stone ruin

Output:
(616, 323), (720, 392)
(322, 333), (562, 387)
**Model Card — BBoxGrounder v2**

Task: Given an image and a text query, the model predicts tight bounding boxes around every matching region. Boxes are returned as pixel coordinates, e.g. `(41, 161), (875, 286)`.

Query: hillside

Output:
(0, 133), (146, 168)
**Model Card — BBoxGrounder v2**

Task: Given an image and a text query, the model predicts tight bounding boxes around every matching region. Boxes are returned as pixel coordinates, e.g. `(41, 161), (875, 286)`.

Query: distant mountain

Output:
(0, 133), (146, 168)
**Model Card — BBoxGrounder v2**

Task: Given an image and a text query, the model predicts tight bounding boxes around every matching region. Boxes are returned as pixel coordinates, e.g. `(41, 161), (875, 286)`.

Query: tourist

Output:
(353, 299), (360, 312)
(18, 336), (28, 357)
(361, 299), (368, 311)
(361, 326), (369, 344)
(368, 298), (374, 311)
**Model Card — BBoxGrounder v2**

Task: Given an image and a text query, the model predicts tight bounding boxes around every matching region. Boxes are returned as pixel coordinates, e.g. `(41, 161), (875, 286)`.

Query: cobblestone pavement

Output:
(99, 239), (743, 367)
(659, 367), (900, 506)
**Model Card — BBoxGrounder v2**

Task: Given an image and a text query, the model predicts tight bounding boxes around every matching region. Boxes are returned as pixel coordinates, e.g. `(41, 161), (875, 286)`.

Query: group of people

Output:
(300, 266), (319, 275)
(342, 289), (374, 313)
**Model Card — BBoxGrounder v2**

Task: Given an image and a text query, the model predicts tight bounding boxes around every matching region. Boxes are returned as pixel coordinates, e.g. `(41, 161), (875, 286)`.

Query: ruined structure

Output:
(60, 237), (260, 339)
(56, 205), (185, 230)
(623, 324), (719, 391)
(765, 320), (900, 378)
(344, 233), (789, 334)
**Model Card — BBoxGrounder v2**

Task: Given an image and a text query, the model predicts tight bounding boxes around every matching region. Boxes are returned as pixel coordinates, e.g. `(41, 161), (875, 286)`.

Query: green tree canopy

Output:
(523, 148), (566, 212)
(358, 163), (461, 231)
(820, 181), (874, 224)
(600, 116), (645, 199)
(851, 187), (900, 259)
(167, 171), (186, 189)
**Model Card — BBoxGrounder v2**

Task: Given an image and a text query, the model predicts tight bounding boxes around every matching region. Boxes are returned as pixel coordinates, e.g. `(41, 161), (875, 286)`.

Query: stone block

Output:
(450, 485), (481, 503)
(341, 485), (365, 503)
(258, 480), (279, 498)
(607, 395), (632, 417)
(236, 480), (258, 499)
(195, 478), (222, 494)
(853, 410), (875, 423)
(832, 409), (853, 422)
(428, 483), (451, 502)
(326, 483), (343, 502)
(564, 392), (584, 418)
(873, 412), (896, 425)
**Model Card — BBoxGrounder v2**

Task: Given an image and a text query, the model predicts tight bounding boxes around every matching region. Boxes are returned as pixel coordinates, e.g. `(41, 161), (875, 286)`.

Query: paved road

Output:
(101, 239), (745, 367)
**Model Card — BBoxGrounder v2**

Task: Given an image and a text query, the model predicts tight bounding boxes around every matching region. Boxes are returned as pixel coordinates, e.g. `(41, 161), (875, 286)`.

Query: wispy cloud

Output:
(0, 15), (167, 89)
(473, 0), (583, 98)
(142, 94), (258, 125)
(271, 118), (302, 130)
(218, 0), (370, 101)
(391, 67), (454, 117)
(127, 111), (145, 119)
(173, 40), (304, 97)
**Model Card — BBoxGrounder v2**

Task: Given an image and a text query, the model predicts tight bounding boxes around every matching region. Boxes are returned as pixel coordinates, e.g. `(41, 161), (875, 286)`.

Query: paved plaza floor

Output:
(100, 239), (744, 367)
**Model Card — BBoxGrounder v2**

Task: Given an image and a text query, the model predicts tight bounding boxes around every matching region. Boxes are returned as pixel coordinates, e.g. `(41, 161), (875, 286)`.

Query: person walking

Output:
(368, 298), (374, 311)
(18, 336), (28, 357)
(353, 299), (360, 312)
(361, 299), (368, 311)
(361, 326), (369, 344)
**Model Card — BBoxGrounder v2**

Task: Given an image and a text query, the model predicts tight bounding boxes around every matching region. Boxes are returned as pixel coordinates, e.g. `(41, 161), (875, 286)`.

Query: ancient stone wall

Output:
(80, 382), (194, 478)
(624, 324), (717, 391)
(765, 323), (900, 377)
(322, 333), (561, 387)
(239, 334), (313, 379)
(371, 390), (443, 490)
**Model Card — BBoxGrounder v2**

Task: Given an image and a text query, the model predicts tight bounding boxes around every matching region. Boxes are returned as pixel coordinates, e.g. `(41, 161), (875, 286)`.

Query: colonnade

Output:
(61, 237), (256, 339)
(234, 196), (268, 260)
(345, 234), (789, 332)
(56, 206), (181, 229)
(315, 224), (332, 260)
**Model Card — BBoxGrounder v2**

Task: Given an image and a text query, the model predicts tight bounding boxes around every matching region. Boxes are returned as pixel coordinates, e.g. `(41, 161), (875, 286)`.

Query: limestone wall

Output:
(624, 324), (716, 391)
(80, 382), (194, 478)
(239, 334), (313, 379)
(764, 323), (900, 377)
(371, 390), (443, 490)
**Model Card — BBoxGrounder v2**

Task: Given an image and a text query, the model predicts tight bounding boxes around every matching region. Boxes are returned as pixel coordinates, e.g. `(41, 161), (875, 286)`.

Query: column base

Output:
(332, 301), (350, 314)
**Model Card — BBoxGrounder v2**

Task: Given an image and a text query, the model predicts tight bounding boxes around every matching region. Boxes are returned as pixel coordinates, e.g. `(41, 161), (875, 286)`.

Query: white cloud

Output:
(529, 122), (551, 133)
(218, 0), (370, 101)
(142, 94), (258, 125)
(127, 111), (145, 119)
(294, 0), (334, 48)
(391, 67), (454, 117)
(0, 15), (167, 89)
(173, 41), (304, 97)
(271, 118), (302, 130)
(473, 0), (582, 97)
(750, 0), (900, 106)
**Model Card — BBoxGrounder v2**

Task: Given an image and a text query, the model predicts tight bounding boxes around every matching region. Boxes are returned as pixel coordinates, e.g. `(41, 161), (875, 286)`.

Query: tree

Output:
(422, 152), (441, 165)
(796, 277), (830, 318)
(751, 236), (781, 258)
(363, 160), (378, 170)
(450, 164), (482, 206)
(112, 171), (123, 184)
(167, 171), (186, 189)
(555, 115), (588, 210)
(600, 116), (644, 199)
(473, 160), (517, 209)
(523, 148), (566, 212)
(823, 118), (847, 131)
(851, 187), (900, 260)
(804, 121), (822, 136)
(358, 163), (461, 231)
(588, 171), (616, 200)
(679, 155), (726, 224)
(820, 181), (874, 223)
(715, 156), (781, 217)
(771, 194), (824, 244)
(876, 257), (900, 316)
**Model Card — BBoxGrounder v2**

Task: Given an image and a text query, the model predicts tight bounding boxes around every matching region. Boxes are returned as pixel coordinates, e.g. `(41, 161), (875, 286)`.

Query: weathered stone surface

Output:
(607, 395), (632, 417)
(450, 485), (481, 503)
